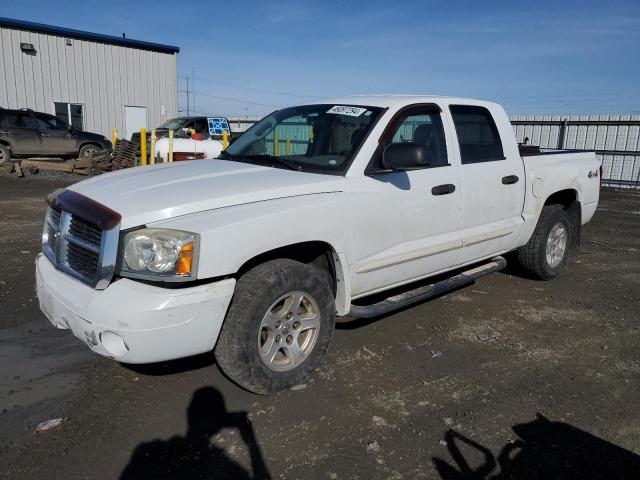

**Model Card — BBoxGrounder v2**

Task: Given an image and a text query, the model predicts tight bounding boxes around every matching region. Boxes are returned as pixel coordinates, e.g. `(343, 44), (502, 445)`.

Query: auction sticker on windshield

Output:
(327, 106), (367, 117)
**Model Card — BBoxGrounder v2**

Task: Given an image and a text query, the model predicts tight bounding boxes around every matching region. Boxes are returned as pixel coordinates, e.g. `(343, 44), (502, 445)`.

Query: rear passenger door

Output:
(0, 110), (40, 155)
(450, 104), (525, 263)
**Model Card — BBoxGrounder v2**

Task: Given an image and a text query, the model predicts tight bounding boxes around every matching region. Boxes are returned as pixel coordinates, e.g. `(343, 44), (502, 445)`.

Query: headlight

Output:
(119, 228), (199, 281)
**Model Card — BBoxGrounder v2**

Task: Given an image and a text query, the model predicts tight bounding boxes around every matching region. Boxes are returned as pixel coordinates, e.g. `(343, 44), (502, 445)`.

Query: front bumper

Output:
(35, 254), (235, 364)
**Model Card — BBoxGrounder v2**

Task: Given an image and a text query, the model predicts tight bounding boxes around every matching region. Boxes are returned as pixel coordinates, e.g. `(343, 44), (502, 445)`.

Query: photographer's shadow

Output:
(120, 386), (271, 480)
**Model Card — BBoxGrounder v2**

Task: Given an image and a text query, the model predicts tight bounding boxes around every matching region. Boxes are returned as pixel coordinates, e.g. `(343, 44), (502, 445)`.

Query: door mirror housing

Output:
(382, 142), (431, 170)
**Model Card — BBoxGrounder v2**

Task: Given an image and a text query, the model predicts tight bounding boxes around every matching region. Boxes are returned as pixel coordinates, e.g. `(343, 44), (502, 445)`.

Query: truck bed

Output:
(519, 144), (591, 157)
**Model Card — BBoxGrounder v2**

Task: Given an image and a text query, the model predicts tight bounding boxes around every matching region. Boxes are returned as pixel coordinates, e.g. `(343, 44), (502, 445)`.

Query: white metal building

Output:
(0, 17), (179, 140)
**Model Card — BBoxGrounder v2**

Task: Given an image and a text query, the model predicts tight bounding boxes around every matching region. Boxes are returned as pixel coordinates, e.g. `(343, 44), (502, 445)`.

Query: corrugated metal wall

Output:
(511, 115), (640, 188)
(0, 26), (178, 139)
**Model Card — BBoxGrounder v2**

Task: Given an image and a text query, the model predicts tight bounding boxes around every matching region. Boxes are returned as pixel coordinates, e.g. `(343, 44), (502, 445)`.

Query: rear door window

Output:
(450, 105), (504, 163)
(2, 111), (36, 129)
(193, 118), (209, 135)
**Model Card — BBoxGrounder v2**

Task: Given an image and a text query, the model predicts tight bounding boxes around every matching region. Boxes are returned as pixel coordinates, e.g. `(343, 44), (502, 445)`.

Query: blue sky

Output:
(4, 0), (640, 117)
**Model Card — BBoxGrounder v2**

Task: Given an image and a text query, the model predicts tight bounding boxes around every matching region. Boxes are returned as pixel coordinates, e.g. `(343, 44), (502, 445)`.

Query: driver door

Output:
(348, 105), (463, 298)
(33, 113), (76, 155)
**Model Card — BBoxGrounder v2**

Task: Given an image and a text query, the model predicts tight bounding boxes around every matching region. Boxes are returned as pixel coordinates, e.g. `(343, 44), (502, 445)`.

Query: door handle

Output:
(502, 175), (519, 185)
(0, 130), (9, 135)
(431, 184), (456, 195)
(40, 133), (51, 137)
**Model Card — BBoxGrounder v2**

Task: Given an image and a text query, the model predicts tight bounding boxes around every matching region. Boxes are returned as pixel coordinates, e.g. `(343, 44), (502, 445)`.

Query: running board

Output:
(347, 256), (507, 319)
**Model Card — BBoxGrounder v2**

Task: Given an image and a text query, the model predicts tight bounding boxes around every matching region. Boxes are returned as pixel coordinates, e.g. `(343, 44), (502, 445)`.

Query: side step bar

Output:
(347, 256), (507, 319)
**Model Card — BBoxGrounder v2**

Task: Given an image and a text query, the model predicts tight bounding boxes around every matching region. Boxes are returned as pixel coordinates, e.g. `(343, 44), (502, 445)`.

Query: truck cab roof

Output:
(313, 95), (502, 110)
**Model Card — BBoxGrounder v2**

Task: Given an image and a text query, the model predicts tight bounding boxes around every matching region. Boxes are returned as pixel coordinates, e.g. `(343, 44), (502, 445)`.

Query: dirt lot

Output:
(1, 174), (639, 479)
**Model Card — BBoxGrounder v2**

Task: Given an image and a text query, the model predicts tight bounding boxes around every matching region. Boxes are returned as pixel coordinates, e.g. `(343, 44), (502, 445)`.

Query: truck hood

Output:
(68, 160), (344, 229)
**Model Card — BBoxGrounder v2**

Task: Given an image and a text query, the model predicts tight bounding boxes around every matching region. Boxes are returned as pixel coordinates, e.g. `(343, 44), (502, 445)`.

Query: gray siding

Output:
(0, 26), (178, 139)
(511, 115), (640, 188)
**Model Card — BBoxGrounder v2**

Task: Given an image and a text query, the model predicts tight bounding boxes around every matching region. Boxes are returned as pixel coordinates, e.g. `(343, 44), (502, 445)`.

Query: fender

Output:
(148, 193), (353, 314)
(0, 137), (16, 153)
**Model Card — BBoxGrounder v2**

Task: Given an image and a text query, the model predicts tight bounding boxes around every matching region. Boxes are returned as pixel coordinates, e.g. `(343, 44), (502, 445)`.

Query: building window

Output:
(54, 102), (83, 130)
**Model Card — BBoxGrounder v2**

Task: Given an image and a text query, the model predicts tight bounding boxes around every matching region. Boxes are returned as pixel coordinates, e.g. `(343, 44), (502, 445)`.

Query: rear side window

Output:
(450, 105), (504, 163)
(193, 118), (209, 135)
(2, 111), (36, 129)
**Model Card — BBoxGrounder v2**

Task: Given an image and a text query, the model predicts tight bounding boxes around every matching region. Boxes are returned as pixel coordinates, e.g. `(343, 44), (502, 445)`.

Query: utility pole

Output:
(186, 75), (190, 117)
(192, 66), (196, 117)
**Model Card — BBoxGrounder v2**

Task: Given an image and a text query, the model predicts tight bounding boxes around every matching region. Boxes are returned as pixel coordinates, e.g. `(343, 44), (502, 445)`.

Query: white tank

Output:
(154, 138), (224, 162)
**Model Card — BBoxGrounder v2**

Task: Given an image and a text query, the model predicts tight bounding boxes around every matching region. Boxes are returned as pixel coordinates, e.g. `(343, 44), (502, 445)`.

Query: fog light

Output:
(100, 331), (128, 357)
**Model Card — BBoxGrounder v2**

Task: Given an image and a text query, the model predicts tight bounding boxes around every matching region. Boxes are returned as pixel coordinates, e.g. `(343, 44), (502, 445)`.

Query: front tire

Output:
(215, 259), (335, 394)
(78, 144), (100, 158)
(516, 204), (572, 280)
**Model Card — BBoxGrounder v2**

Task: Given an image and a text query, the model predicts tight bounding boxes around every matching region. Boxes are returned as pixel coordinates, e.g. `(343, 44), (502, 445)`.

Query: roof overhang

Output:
(0, 17), (180, 54)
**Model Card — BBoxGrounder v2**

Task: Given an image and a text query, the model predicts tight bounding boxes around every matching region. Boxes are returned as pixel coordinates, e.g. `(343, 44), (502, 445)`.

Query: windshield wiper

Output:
(244, 154), (302, 171)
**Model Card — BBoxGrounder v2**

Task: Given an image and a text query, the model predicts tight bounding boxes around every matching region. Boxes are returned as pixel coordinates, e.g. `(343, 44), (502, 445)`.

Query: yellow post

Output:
(149, 129), (156, 165)
(112, 128), (118, 146)
(285, 138), (291, 155)
(273, 133), (279, 155)
(309, 127), (314, 143)
(222, 131), (229, 149)
(168, 129), (174, 163)
(140, 128), (147, 166)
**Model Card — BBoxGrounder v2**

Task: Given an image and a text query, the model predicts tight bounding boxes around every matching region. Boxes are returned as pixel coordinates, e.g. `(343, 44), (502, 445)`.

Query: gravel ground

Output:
(0, 174), (639, 480)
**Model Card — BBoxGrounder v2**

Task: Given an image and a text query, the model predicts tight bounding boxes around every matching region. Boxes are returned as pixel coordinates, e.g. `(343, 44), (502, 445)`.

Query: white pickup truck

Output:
(36, 96), (601, 393)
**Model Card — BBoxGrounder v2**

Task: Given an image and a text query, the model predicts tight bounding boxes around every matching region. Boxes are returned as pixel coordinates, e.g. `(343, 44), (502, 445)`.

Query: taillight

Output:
(599, 164), (603, 189)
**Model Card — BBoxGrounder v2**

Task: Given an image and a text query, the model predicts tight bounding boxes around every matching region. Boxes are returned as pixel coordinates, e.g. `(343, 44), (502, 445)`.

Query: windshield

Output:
(157, 117), (190, 130)
(224, 104), (384, 174)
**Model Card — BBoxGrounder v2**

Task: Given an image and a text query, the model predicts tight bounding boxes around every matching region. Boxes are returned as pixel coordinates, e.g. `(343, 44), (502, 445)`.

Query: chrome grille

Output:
(69, 217), (102, 245)
(66, 235), (101, 278)
(42, 205), (119, 289)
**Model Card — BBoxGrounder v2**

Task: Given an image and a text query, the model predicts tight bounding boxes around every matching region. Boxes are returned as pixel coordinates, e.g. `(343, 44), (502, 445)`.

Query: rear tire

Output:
(516, 204), (572, 280)
(0, 144), (10, 165)
(215, 259), (335, 394)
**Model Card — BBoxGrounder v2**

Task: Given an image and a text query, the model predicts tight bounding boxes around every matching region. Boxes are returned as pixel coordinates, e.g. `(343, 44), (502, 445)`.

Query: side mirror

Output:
(382, 143), (431, 170)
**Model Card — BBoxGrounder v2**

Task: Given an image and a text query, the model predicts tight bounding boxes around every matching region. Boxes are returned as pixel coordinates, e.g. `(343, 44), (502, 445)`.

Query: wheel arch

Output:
(544, 188), (578, 208)
(236, 240), (351, 316)
(543, 188), (581, 247)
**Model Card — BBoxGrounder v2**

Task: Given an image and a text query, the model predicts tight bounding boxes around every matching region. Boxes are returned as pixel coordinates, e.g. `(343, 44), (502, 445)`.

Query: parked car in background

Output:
(130, 116), (233, 144)
(0, 108), (111, 165)
(131, 116), (203, 144)
(36, 96), (600, 394)
(131, 116), (232, 162)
